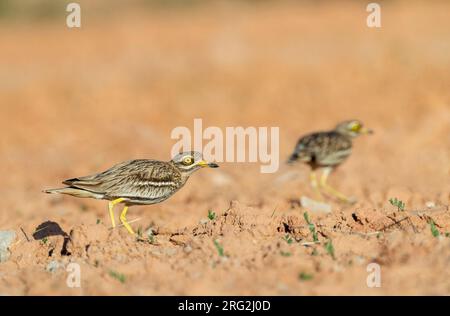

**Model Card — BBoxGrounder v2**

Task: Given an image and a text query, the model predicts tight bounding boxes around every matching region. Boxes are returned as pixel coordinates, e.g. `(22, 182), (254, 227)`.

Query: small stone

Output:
(0, 230), (16, 263)
(425, 201), (436, 209)
(300, 196), (332, 213)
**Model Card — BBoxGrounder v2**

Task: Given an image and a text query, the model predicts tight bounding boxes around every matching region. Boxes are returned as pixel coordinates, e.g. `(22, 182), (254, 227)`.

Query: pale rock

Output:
(300, 196), (332, 213)
(0, 231), (16, 263)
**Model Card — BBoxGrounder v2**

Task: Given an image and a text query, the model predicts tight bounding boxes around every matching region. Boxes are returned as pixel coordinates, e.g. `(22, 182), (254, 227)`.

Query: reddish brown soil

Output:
(0, 1), (449, 295)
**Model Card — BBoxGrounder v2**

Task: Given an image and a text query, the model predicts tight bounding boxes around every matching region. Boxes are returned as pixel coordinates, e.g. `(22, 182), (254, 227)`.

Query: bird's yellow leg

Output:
(319, 168), (354, 203)
(310, 171), (324, 201)
(119, 206), (135, 235)
(108, 198), (126, 229)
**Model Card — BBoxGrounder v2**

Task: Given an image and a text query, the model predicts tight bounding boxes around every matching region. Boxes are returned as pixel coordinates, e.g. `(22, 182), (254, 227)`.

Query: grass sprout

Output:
(146, 228), (155, 244)
(324, 240), (336, 260)
(208, 210), (216, 221)
(109, 270), (126, 283)
(389, 197), (405, 211)
(214, 239), (225, 257)
(429, 220), (440, 238)
(304, 212), (319, 242)
(298, 272), (313, 281)
(283, 234), (293, 244)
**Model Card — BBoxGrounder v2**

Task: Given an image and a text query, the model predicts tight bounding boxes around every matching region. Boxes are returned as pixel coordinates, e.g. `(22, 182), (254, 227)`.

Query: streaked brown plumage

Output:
(288, 130), (353, 169)
(44, 151), (219, 234)
(288, 120), (373, 202)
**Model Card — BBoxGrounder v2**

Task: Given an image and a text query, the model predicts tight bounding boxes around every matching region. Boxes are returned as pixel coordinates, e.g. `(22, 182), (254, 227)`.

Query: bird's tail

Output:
(287, 152), (299, 164)
(43, 187), (103, 199)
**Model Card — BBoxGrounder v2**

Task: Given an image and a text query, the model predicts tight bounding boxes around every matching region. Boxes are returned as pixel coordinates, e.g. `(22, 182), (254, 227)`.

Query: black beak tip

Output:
(208, 163), (219, 168)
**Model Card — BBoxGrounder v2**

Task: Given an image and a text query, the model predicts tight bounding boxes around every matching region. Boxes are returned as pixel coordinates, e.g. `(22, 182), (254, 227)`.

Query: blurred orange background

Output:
(0, 0), (449, 295)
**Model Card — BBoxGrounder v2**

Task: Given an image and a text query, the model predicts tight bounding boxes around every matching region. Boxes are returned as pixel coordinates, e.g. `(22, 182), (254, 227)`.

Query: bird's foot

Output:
(119, 206), (135, 235)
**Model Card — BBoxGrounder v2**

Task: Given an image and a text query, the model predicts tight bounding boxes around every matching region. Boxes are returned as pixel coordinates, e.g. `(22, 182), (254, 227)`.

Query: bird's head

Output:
(335, 120), (373, 138)
(171, 151), (219, 174)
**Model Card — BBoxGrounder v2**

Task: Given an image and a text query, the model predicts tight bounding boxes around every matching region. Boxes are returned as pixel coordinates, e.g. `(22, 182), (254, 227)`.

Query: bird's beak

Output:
(360, 127), (374, 134)
(198, 160), (219, 168)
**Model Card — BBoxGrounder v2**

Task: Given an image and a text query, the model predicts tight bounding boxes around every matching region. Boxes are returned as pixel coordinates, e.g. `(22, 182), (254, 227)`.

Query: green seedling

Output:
(214, 240), (225, 257)
(429, 220), (440, 238)
(298, 272), (313, 281)
(109, 270), (126, 284)
(137, 227), (143, 238)
(283, 234), (293, 244)
(280, 251), (292, 257)
(147, 229), (155, 244)
(96, 219), (101, 225)
(208, 210), (216, 221)
(41, 237), (48, 245)
(389, 197), (405, 211)
(324, 240), (336, 260)
(304, 212), (319, 242)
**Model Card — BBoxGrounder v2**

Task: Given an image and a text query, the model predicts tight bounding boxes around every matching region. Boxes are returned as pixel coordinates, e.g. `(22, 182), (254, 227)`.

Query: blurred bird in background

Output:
(288, 120), (373, 203)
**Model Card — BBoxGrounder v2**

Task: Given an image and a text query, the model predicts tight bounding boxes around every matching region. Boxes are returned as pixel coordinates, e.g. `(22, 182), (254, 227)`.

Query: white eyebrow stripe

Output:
(136, 181), (178, 187)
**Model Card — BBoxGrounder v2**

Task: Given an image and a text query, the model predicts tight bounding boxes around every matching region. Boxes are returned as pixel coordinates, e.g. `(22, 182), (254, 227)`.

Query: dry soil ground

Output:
(0, 1), (449, 295)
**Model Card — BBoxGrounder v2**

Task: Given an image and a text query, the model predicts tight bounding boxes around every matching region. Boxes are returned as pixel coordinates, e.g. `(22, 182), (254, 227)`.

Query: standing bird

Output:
(287, 120), (373, 203)
(44, 152), (219, 235)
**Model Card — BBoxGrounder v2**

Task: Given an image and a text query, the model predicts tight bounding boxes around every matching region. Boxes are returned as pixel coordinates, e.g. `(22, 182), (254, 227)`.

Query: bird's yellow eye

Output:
(349, 122), (361, 132)
(182, 156), (193, 165)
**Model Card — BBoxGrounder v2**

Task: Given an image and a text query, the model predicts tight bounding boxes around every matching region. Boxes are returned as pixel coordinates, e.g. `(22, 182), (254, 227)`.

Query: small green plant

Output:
(298, 272), (313, 281)
(214, 239), (225, 257)
(445, 232), (450, 238)
(304, 212), (319, 242)
(324, 240), (336, 260)
(280, 251), (292, 257)
(283, 234), (293, 244)
(207, 210), (216, 221)
(147, 229), (155, 244)
(389, 197), (405, 211)
(109, 270), (126, 284)
(96, 219), (101, 225)
(429, 220), (440, 238)
(41, 237), (48, 245)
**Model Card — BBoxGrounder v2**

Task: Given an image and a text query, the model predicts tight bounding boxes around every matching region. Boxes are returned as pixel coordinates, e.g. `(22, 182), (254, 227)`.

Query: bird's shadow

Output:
(32, 220), (71, 256)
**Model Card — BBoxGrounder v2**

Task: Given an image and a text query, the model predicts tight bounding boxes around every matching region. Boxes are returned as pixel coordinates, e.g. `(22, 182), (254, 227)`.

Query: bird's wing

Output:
(63, 160), (182, 200)
(290, 131), (352, 165)
(315, 132), (352, 165)
(62, 160), (133, 186)
(290, 132), (325, 162)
